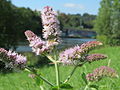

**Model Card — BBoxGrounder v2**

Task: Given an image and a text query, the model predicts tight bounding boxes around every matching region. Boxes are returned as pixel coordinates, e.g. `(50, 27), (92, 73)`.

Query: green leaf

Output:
(51, 86), (59, 90)
(82, 72), (88, 85)
(60, 83), (73, 89)
(89, 85), (99, 90)
(24, 68), (31, 72)
(34, 76), (43, 86)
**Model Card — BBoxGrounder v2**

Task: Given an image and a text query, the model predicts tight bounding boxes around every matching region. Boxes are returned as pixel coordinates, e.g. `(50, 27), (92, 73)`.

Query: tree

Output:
(95, 0), (120, 45)
(58, 12), (96, 30)
(0, 0), (43, 49)
(14, 7), (43, 41)
(0, 0), (18, 49)
(94, 0), (112, 45)
(82, 13), (96, 29)
(110, 0), (120, 45)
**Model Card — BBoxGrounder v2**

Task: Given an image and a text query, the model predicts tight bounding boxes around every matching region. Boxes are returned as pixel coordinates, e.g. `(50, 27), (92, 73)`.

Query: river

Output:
(16, 38), (96, 52)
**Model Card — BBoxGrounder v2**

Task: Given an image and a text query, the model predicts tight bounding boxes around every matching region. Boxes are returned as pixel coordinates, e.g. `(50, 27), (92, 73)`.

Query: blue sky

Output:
(11, 0), (101, 15)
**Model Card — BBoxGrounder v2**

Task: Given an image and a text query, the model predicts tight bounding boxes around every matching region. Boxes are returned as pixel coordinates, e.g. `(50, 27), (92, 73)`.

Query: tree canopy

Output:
(94, 0), (120, 45)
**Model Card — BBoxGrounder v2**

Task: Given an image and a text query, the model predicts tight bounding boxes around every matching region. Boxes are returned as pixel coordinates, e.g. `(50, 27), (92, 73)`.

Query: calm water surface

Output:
(16, 38), (96, 52)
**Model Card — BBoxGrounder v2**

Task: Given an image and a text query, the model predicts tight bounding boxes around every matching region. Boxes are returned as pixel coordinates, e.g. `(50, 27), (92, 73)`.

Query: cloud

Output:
(64, 3), (85, 9)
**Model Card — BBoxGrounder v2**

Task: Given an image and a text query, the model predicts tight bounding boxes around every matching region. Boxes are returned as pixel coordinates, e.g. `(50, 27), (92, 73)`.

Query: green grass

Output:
(0, 46), (120, 90)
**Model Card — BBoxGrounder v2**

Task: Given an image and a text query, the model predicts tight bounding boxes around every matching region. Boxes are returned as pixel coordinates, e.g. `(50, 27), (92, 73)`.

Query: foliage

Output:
(58, 13), (96, 30)
(0, 0), (18, 49)
(0, 0), (42, 49)
(95, 0), (120, 46)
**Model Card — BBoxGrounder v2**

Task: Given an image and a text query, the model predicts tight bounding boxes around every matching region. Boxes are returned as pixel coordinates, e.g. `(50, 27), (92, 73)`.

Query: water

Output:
(16, 38), (96, 52)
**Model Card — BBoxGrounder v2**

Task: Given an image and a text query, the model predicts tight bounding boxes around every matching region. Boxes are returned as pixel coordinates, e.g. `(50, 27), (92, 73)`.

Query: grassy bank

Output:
(0, 46), (120, 90)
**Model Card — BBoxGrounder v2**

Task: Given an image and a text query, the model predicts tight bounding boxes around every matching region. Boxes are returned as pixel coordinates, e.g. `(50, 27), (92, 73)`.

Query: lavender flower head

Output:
(25, 30), (50, 55)
(86, 54), (107, 62)
(59, 45), (82, 65)
(59, 41), (103, 65)
(41, 6), (61, 45)
(86, 66), (118, 81)
(0, 48), (27, 69)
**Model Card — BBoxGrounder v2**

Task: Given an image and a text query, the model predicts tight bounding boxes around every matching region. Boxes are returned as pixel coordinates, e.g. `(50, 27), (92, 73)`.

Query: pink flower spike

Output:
(41, 6), (61, 44)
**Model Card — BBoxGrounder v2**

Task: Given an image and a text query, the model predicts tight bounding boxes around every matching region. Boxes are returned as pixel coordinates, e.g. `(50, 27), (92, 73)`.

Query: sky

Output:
(11, 0), (101, 15)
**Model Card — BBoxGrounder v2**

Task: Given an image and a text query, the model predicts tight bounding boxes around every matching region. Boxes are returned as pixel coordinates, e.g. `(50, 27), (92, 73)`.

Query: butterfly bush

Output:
(0, 48), (27, 69)
(86, 66), (118, 81)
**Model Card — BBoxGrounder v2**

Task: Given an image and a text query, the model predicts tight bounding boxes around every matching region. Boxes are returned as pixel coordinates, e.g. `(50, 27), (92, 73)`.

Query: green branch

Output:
(64, 61), (87, 83)
(25, 67), (54, 87)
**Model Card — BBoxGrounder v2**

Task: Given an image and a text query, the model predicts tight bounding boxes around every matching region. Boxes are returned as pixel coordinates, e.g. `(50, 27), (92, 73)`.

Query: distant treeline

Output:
(0, 0), (96, 49)
(58, 13), (96, 30)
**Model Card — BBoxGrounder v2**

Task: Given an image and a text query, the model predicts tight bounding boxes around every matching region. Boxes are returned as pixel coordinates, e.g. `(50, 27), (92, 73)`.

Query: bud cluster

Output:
(86, 66), (118, 81)
(86, 54), (107, 62)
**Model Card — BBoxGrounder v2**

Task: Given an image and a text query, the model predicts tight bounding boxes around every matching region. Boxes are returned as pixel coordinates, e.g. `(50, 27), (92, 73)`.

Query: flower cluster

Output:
(25, 30), (49, 55)
(0, 48), (27, 69)
(25, 6), (61, 55)
(59, 45), (82, 65)
(86, 66), (118, 81)
(86, 54), (107, 62)
(59, 41), (103, 65)
(0, 48), (8, 60)
(41, 6), (61, 45)
(80, 41), (102, 54)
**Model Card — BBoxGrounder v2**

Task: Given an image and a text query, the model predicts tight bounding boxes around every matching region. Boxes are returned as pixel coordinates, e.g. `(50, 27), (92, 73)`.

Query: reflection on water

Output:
(16, 38), (96, 52)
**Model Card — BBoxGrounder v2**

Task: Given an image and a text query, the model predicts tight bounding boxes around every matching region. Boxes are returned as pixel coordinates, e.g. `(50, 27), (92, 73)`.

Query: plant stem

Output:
(84, 82), (91, 90)
(55, 62), (60, 87)
(64, 61), (87, 83)
(40, 86), (44, 90)
(46, 55), (56, 63)
(63, 65), (78, 83)
(37, 74), (54, 87)
(107, 59), (111, 67)
(25, 67), (54, 87)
